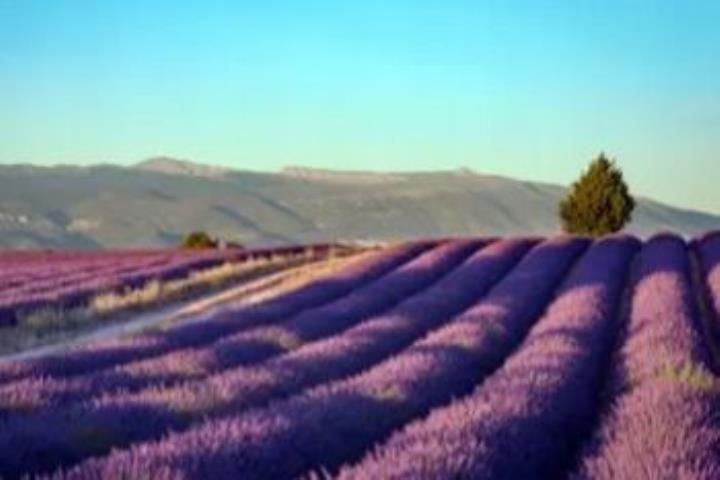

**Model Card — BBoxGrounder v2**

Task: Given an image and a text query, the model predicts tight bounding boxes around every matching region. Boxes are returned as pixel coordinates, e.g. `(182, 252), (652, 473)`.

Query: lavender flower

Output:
(53, 236), (591, 480)
(0, 239), (473, 411)
(338, 235), (639, 480)
(0, 241), (432, 384)
(0, 238), (486, 477)
(572, 233), (720, 479)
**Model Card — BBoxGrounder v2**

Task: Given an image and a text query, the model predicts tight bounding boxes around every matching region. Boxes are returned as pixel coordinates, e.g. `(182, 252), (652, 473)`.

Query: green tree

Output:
(559, 153), (635, 236)
(180, 231), (218, 249)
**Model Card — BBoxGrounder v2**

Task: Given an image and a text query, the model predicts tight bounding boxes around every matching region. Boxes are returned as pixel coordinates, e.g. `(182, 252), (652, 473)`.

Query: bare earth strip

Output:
(0, 251), (370, 363)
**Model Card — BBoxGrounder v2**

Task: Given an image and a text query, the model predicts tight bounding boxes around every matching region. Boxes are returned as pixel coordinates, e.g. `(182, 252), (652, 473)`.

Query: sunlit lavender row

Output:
(53, 237), (583, 479)
(0, 241), (408, 384)
(0, 233), (719, 479)
(0, 238), (488, 476)
(339, 234), (638, 479)
(0, 238), (470, 411)
(572, 234), (720, 479)
(696, 231), (720, 364)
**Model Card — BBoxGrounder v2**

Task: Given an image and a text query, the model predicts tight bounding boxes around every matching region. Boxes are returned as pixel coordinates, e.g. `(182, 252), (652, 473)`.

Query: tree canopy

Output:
(559, 153), (635, 236)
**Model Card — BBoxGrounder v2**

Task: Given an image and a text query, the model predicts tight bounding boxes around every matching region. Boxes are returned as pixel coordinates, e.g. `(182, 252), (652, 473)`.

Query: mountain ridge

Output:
(0, 158), (717, 248)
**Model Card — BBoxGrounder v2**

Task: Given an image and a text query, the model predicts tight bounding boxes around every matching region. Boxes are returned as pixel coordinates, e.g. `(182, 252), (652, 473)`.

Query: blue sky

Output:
(1, 1), (719, 213)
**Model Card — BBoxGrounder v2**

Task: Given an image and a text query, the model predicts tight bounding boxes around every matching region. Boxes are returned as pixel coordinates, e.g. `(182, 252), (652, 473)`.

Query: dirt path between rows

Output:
(0, 252), (368, 364)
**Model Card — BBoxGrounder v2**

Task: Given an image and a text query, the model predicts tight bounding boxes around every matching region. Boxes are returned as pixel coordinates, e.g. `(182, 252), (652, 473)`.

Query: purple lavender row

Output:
(337, 234), (639, 480)
(0, 254), (170, 299)
(0, 251), (199, 288)
(0, 246), (334, 307)
(0, 259), (169, 314)
(0, 255), (175, 325)
(39, 244), (331, 305)
(0, 243), (328, 325)
(0, 249), (189, 265)
(0, 260), (141, 294)
(696, 231), (720, 358)
(0, 238), (518, 478)
(572, 234), (720, 479)
(0, 250), (237, 327)
(0, 251), (211, 297)
(0, 239), (478, 410)
(0, 242), (430, 383)
(0, 253), (165, 280)
(91, 241), (479, 386)
(0, 242), (433, 384)
(0, 244), (335, 265)
(0, 252), (180, 289)
(50, 236), (587, 480)
(0, 244), (328, 292)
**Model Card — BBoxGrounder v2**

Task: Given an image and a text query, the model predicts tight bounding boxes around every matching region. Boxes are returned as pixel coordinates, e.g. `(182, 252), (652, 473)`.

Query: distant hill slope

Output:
(0, 159), (717, 248)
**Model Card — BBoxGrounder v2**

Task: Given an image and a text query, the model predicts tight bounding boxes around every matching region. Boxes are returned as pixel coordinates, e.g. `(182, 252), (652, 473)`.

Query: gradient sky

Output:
(1, 1), (719, 213)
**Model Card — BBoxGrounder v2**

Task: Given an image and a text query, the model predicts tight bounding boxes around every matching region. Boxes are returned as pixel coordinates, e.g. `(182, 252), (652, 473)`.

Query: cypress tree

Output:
(559, 153), (635, 236)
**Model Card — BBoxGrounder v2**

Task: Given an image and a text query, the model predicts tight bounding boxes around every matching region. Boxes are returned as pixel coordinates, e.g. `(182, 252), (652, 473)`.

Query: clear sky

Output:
(1, 1), (719, 213)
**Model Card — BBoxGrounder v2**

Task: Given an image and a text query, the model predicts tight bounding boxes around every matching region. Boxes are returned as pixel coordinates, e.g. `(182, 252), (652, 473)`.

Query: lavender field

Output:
(0, 244), (338, 328)
(0, 233), (719, 479)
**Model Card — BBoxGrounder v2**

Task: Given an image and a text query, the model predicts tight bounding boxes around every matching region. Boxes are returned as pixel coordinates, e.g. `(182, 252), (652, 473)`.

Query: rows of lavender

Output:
(0, 244), (339, 327)
(0, 233), (718, 479)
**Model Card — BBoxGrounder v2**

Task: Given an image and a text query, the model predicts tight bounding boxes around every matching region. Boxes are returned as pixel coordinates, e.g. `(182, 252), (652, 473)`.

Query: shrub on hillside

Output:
(559, 153), (635, 236)
(180, 231), (218, 249)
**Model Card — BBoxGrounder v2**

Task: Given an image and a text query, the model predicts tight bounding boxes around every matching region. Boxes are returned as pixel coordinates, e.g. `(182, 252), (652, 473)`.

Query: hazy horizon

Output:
(1, 2), (719, 214)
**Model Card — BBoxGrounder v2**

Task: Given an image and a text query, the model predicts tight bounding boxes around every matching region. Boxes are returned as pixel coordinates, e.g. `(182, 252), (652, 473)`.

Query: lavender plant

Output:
(572, 233), (720, 479)
(0, 239), (474, 411)
(51, 236), (590, 479)
(0, 238), (518, 477)
(0, 241), (432, 384)
(338, 235), (639, 479)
